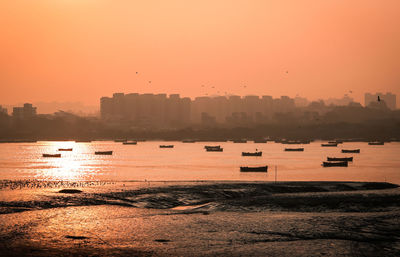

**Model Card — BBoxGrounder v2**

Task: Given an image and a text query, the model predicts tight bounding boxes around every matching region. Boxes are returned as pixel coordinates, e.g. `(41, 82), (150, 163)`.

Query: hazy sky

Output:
(1, 0), (399, 105)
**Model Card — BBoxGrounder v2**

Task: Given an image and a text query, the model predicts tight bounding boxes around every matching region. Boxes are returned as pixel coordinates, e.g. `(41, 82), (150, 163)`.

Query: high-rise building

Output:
(100, 93), (192, 127)
(100, 93), (299, 127)
(12, 103), (37, 119)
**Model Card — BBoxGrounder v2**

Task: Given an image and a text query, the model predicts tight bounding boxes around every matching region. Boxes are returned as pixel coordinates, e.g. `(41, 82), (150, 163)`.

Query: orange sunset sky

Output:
(0, 0), (399, 106)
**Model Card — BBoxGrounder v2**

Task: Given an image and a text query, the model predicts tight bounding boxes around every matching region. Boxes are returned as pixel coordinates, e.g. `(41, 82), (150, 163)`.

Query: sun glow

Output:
(37, 141), (92, 181)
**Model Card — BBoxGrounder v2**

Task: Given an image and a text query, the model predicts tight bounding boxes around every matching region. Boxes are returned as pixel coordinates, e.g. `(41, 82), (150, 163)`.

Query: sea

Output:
(0, 141), (399, 184)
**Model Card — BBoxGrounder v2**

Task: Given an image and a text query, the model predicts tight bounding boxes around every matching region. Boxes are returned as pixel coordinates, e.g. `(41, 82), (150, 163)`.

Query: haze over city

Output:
(1, 0), (399, 106)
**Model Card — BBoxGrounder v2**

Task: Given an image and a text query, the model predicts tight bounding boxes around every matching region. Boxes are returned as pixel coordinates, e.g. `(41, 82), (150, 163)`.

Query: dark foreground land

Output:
(1, 181), (400, 256)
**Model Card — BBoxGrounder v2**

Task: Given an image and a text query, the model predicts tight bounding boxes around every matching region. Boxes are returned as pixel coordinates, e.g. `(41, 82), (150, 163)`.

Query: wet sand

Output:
(1, 181), (400, 256)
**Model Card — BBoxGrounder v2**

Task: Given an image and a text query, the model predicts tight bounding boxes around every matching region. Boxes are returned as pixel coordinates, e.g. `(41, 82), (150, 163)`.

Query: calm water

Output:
(0, 141), (399, 183)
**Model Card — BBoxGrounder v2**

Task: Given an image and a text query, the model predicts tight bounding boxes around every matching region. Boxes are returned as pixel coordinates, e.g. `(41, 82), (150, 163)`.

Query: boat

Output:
(206, 147), (223, 152)
(182, 140), (196, 143)
(123, 141), (137, 145)
(328, 141), (343, 144)
(160, 145), (174, 148)
(95, 151), (113, 155)
(282, 140), (300, 144)
(240, 166), (268, 172)
(242, 151), (262, 156)
(253, 139), (267, 143)
(233, 139), (247, 143)
(327, 157), (353, 162)
(321, 143), (338, 147)
(42, 154), (61, 158)
(368, 142), (384, 145)
(204, 145), (221, 150)
(322, 161), (348, 167)
(58, 148), (73, 151)
(284, 148), (304, 151)
(342, 149), (360, 153)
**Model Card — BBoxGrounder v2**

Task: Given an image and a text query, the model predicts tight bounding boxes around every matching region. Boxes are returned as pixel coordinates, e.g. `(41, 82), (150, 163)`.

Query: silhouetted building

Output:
(12, 103), (37, 119)
(325, 95), (354, 106)
(201, 112), (217, 127)
(365, 92), (396, 110)
(0, 105), (7, 115)
(294, 96), (309, 107)
(100, 93), (191, 128)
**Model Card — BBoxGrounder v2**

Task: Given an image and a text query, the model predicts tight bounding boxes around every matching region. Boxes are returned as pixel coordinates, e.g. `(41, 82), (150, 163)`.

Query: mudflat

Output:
(1, 181), (399, 256)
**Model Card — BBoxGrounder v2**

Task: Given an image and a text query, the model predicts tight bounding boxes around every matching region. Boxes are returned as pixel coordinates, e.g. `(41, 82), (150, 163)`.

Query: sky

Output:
(0, 0), (399, 106)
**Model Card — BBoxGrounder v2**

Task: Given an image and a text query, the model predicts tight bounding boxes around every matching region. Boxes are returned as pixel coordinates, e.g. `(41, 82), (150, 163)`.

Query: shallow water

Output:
(0, 141), (399, 183)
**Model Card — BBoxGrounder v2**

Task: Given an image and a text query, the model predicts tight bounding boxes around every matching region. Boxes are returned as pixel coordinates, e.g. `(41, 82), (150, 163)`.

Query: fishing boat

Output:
(233, 139), (247, 143)
(42, 154), (61, 158)
(123, 141), (137, 145)
(204, 145), (221, 150)
(159, 145), (174, 148)
(242, 151), (262, 156)
(240, 166), (268, 172)
(328, 141), (343, 144)
(368, 142), (384, 145)
(253, 139), (267, 143)
(58, 148), (73, 151)
(284, 148), (304, 151)
(206, 147), (223, 152)
(342, 149), (360, 153)
(321, 143), (338, 147)
(282, 140), (300, 144)
(95, 151), (113, 155)
(322, 161), (348, 167)
(327, 157), (353, 162)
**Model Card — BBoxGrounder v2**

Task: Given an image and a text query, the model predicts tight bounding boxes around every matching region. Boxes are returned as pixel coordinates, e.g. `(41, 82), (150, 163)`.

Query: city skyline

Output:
(1, 91), (397, 115)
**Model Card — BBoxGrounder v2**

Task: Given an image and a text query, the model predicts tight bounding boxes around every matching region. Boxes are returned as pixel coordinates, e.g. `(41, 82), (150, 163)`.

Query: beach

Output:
(1, 181), (400, 256)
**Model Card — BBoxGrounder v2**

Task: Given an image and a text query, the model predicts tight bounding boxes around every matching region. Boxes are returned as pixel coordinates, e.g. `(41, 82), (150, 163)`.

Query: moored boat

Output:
(253, 139), (267, 143)
(368, 142), (384, 145)
(322, 161), (348, 167)
(206, 146), (223, 152)
(58, 148), (73, 151)
(95, 151), (113, 155)
(242, 151), (262, 156)
(123, 141), (137, 145)
(327, 157), (353, 162)
(182, 140), (196, 143)
(233, 139), (247, 143)
(240, 166), (268, 172)
(159, 145), (174, 148)
(321, 143), (338, 147)
(328, 141), (343, 144)
(42, 153), (61, 158)
(284, 148), (304, 151)
(342, 149), (360, 153)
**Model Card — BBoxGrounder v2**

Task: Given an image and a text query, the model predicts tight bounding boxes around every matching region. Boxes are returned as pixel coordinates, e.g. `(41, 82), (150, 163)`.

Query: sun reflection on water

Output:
(36, 141), (92, 181)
